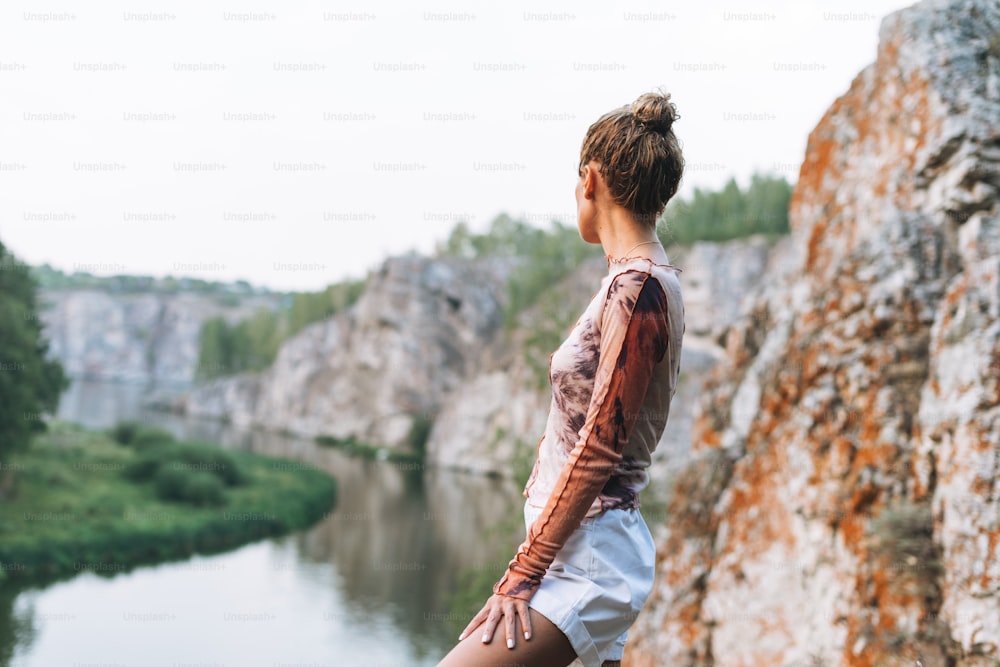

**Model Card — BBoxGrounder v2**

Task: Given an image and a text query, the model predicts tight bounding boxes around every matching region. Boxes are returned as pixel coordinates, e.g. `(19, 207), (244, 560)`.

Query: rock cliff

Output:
(39, 289), (281, 386)
(183, 255), (515, 448)
(180, 237), (790, 475)
(425, 235), (796, 487)
(627, 1), (1000, 665)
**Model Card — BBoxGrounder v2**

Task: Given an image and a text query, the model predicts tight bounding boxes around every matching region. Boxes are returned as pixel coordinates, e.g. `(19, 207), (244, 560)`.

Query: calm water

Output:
(1, 379), (525, 666)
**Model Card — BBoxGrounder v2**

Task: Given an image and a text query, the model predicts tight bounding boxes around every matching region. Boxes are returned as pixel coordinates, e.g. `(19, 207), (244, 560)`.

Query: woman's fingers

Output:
(504, 600), (516, 648)
(517, 600), (533, 640)
(457, 604), (488, 641)
(456, 595), (533, 650)
(482, 604), (501, 643)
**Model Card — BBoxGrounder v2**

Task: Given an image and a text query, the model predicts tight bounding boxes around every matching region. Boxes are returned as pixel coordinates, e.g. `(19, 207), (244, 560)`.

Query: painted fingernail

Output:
(524, 631), (531, 640)
(507, 638), (514, 649)
(458, 632), (466, 641)
(482, 633), (489, 643)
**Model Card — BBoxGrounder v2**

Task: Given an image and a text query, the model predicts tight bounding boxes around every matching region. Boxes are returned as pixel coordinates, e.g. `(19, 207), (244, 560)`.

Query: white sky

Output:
(0, 0), (913, 291)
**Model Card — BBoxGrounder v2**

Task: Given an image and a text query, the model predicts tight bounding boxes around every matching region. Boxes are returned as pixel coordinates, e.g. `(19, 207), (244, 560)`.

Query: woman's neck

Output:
(598, 213), (666, 262)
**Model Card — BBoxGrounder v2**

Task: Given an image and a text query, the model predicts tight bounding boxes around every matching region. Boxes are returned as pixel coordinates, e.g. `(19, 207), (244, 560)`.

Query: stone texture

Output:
(425, 238), (791, 481)
(176, 235), (786, 471)
(38, 289), (281, 386)
(627, 1), (1000, 665)
(183, 255), (514, 450)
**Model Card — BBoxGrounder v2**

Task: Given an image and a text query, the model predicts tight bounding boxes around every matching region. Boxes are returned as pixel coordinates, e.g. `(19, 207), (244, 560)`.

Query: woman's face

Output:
(575, 162), (600, 244)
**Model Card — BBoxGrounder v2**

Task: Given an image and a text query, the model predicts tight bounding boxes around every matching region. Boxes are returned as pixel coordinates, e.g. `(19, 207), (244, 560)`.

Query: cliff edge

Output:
(627, 1), (1000, 665)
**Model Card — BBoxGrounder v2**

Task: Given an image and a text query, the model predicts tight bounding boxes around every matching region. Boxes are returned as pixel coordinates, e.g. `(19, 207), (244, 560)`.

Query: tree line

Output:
(0, 242), (69, 465)
(198, 171), (793, 381)
(195, 280), (365, 381)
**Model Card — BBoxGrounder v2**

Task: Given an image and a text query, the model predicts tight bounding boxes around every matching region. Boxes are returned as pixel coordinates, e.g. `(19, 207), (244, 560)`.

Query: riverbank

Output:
(0, 420), (336, 584)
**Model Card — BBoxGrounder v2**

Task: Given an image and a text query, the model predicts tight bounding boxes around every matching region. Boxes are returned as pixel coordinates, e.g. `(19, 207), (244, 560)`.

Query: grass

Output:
(0, 420), (337, 584)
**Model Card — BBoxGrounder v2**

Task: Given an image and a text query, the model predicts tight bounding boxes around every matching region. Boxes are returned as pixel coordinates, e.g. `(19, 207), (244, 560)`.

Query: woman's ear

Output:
(581, 162), (598, 200)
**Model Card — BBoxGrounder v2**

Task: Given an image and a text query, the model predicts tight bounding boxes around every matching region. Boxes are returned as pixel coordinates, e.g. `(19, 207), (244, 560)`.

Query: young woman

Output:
(436, 90), (686, 667)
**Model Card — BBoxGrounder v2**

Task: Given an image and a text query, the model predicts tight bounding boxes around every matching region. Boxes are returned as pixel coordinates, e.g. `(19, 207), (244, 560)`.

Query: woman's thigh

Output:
(435, 607), (578, 667)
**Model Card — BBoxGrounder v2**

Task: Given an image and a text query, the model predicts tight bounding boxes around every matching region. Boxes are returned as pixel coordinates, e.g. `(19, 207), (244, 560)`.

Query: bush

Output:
(406, 413), (434, 459)
(123, 443), (246, 490)
(153, 467), (226, 507)
(0, 419), (338, 582)
(131, 427), (176, 450)
(110, 420), (141, 445)
(124, 449), (160, 481)
(170, 443), (246, 487)
(109, 420), (175, 449)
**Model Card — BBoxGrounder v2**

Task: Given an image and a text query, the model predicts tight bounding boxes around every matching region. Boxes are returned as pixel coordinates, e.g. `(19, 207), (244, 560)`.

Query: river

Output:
(2, 379), (526, 666)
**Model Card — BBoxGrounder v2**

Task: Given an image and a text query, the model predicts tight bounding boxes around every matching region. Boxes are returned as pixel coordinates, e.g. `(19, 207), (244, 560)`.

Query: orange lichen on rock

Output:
(627, 1), (1000, 664)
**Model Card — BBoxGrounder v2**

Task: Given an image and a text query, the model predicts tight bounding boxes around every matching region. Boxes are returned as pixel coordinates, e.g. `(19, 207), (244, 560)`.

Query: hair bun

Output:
(631, 90), (679, 134)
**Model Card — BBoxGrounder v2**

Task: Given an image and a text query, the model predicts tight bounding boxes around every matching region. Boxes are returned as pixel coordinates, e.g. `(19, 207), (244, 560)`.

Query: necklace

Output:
(605, 239), (682, 271)
(620, 240), (661, 256)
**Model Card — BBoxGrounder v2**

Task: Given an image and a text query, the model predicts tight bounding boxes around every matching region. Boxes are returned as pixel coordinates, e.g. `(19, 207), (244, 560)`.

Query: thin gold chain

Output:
(620, 239), (660, 256)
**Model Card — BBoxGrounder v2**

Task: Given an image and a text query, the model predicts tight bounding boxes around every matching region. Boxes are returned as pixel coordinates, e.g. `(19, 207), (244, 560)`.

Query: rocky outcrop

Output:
(184, 255), (514, 448)
(425, 236), (795, 484)
(178, 235), (790, 472)
(627, 1), (1000, 665)
(39, 289), (281, 386)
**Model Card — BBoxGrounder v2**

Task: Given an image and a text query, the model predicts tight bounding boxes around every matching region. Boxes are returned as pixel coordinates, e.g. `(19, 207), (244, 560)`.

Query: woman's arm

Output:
(493, 270), (671, 600)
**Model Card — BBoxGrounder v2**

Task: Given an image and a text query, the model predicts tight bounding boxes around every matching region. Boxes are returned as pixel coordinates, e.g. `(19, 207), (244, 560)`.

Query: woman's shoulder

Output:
(603, 257), (682, 299)
(604, 256), (682, 282)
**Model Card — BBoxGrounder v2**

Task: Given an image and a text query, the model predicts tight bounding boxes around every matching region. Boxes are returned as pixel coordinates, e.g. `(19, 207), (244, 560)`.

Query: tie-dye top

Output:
(493, 255), (685, 600)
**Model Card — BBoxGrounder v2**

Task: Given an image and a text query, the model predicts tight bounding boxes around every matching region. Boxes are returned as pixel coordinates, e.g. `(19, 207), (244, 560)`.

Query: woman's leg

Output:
(436, 606), (578, 667)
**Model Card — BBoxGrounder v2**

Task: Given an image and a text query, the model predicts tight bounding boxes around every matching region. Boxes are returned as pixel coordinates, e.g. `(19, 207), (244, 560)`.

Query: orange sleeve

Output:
(493, 271), (670, 600)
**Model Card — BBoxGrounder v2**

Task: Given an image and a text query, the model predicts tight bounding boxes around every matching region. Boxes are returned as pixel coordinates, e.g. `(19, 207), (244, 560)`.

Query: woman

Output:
(436, 90), (686, 667)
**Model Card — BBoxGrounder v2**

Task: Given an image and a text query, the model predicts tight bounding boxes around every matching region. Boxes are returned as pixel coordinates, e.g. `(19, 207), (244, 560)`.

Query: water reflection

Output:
(2, 379), (525, 665)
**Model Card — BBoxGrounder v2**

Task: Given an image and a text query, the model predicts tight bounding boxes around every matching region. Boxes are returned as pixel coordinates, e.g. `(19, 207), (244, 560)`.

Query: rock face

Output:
(627, 1), (1000, 665)
(180, 236), (790, 472)
(184, 255), (514, 448)
(425, 236), (795, 484)
(39, 289), (281, 386)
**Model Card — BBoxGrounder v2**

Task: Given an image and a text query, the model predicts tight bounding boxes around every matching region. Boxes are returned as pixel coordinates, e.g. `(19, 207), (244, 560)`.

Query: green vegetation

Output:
(0, 242), (69, 463)
(435, 213), (602, 330)
(405, 413), (435, 461)
(110, 421), (176, 451)
(658, 172), (792, 244)
(196, 308), (284, 380)
(25, 252), (367, 383)
(315, 433), (424, 465)
(29, 262), (265, 297)
(285, 280), (366, 337)
(444, 505), (525, 640)
(520, 277), (593, 392)
(196, 279), (365, 381)
(436, 214), (603, 391)
(193, 174), (790, 383)
(0, 420), (336, 582)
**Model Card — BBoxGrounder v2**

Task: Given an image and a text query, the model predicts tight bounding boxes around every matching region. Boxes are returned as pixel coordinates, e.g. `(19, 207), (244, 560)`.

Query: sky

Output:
(0, 0), (914, 292)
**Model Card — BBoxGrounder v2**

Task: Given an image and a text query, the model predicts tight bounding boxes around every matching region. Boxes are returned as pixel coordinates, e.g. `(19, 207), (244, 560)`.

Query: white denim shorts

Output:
(523, 499), (656, 667)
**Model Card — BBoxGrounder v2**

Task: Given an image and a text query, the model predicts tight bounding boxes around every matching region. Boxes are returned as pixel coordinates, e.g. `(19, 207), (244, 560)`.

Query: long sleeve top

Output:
(493, 256), (685, 600)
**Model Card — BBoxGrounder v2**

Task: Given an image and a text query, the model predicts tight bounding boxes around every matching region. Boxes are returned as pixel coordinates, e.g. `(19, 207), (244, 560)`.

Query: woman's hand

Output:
(457, 593), (533, 649)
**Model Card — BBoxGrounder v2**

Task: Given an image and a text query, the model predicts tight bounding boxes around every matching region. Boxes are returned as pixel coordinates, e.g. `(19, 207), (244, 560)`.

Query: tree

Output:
(659, 172), (792, 244)
(0, 239), (69, 463)
(195, 278), (365, 382)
